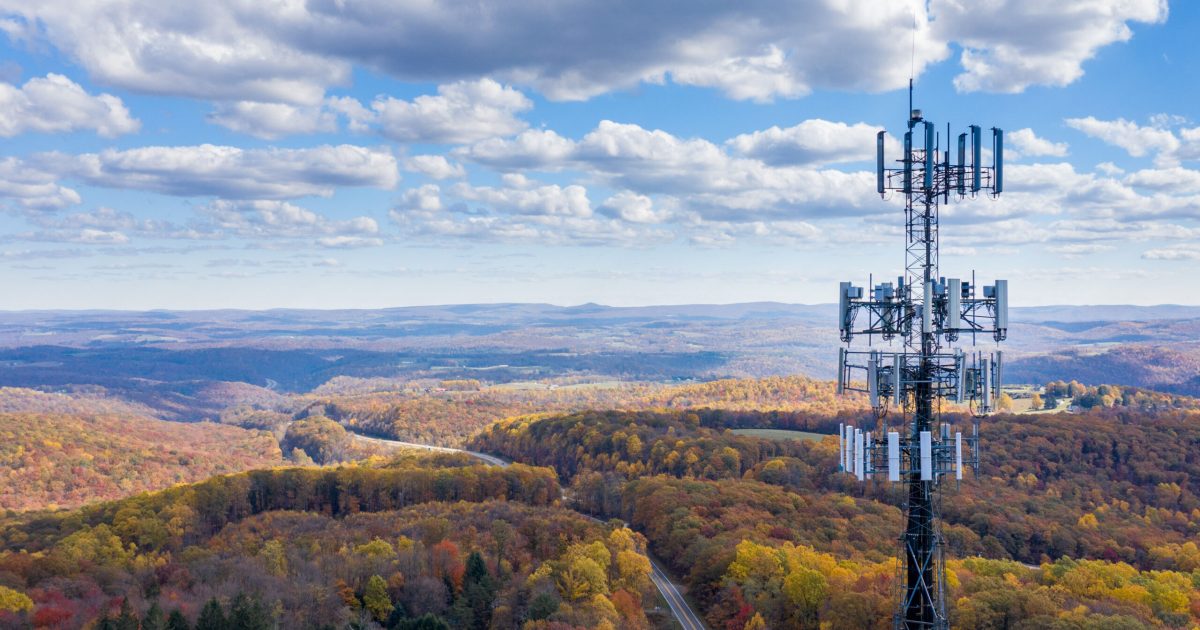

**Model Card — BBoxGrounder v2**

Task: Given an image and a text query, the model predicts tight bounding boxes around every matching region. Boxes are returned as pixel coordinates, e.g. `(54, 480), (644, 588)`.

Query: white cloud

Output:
(208, 101), (337, 139)
(458, 129), (577, 170)
(335, 79), (531, 144)
(1142, 246), (1200, 261)
(1007, 128), (1068, 158)
(0, 157), (81, 210)
(726, 119), (885, 165)
(599, 192), (672, 224)
(0, 73), (139, 137)
(201, 200), (379, 239)
(1125, 167), (1200, 194)
(392, 185), (445, 216)
(1065, 116), (1183, 164)
(405, 155), (466, 180)
(1, 1), (1165, 103)
(73, 228), (129, 244)
(1046, 243), (1115, 257)
(461, 120), (891, 221)
(452, 181), (592, 218)
(0, 3), (347, 104)
(316, 236), (384, 248)
(935, 0), (1167, 93)
(61, 144), (399, 199)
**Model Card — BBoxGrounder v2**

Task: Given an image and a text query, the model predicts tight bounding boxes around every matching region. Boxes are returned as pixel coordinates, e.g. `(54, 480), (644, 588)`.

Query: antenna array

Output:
(834, 82), (1008, 630)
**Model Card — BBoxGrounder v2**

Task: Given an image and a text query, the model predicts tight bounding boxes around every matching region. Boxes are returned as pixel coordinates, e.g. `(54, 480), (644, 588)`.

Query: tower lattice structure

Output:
(835, 83), (1010, 629)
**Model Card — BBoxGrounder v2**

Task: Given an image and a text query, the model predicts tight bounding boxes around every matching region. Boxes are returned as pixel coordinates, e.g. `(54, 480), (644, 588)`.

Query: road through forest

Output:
(349, 431), (708, 630)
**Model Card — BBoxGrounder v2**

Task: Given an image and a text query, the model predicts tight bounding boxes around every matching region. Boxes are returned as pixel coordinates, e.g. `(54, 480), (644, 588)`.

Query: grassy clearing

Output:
(731, 428), (825, 442)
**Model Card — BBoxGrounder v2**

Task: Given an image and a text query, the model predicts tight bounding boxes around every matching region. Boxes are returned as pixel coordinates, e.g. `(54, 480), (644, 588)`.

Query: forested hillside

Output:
(471, 408), (1200, 628)
(307, 375), (862, 447)
(0, 455), (661, 629)
(0, 411), (282, 511)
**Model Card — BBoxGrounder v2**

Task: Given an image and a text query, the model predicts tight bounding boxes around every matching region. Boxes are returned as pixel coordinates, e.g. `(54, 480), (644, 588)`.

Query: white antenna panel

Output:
(893, 354), (903, 405)
(854, 429), (864, 481)
(888, 431), (900, 482)
(947, 278), (961, 330)
(922, 281), (932, 334)
(995, 280), (1008, 329)
(838, 422), (845, 471)
(955, 432), (963, 480)
(920, 430), (933, 481)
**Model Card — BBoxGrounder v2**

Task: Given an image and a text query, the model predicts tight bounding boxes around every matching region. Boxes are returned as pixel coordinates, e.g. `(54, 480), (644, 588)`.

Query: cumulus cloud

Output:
(1142, 246), (1200, 261)
(726, 119), (886, 165)
(200, 200), (379, 239)
(316, 235), (384, 248)
(58, 144), (399, 199)
(1065, 116), (1179, 159)
(459, 129), (577, 170)
(452, 180), (592, 218)
(332, 79), (531, 143)
(0, 3), (347, 104)
(0, 157), (81, 210)
(1123, 167), (1200, 195)
(1007, 128), (1068, 159)
(599, 191), (672, 224)
(405, 155), (466, 180)
(208, 101), (337, 139)
(0, 73), (139, 137)
(460, 120), (891, 221)
(934, 0), (1167, 93)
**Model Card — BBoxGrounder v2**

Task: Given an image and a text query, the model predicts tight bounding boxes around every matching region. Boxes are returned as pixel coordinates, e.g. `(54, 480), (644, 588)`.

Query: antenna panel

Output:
(922, 281), (932, 334)
(957, 133), (967, 195)
(995, 351), (1004, 399)
(868, 353), (879, 408)
(955, 350), (965, 403)
(955, 432), (963, 480)
(845, 425), (854, 471)
(993, 128), (1004, 194)
(947, 278), (961, 331)
(855, 429), (865, 481)
(995, 279), (1008, 331)
(920, 430), (933, 481)
(971, 125), (982, 192)
(903, 131), (913, 193)
(893, 353), (903, 405)
(924, 122), (935, 190)
(877, 131), (886, 194)
(838, 422), (845, 471)
(836, 347), (846, 395)
(888, 431), (901, 482)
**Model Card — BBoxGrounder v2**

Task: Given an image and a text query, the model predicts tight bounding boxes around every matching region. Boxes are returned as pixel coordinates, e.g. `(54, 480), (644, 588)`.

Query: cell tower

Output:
(834, 81), (1009, 630)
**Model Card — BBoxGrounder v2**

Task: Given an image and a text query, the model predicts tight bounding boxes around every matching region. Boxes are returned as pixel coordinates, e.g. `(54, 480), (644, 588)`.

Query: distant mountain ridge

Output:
(4, 302), (1200, 408)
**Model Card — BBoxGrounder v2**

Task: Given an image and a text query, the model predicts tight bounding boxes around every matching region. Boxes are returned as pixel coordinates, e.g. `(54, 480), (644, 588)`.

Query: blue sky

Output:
(0, 0), (1195, 309)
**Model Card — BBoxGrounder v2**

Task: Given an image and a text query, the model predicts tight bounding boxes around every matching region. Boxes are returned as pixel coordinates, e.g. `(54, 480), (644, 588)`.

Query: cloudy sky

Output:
(0, 0), (1194, 309)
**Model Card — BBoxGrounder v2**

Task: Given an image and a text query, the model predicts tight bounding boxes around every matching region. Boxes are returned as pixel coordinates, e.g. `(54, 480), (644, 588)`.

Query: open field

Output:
(730, 428), (825, 442)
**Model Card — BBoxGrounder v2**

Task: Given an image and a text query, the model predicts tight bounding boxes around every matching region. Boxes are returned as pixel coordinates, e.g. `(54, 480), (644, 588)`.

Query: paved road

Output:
(349, 431), (706, 629)
(649, 558), (707, 630)
(350, 432), (509, 467)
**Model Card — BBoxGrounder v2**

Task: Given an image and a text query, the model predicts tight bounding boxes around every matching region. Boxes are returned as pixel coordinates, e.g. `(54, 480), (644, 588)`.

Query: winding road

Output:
(349, 431), (708, 630)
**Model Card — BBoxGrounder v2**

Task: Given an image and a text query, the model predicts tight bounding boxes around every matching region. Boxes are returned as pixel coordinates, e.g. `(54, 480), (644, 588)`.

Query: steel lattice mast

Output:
(835, 81), (1010, 629)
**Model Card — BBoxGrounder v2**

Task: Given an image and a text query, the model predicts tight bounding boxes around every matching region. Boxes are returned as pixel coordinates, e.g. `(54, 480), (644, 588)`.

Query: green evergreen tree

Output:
(527, 592), (559, 621)
(195, 598), (227, 630)
(142, 602), (165, 630)
(114, 598), (139, 630)
(393, 614), (451, 630)
(229, 593), (272, 630)
(464, 552), (491, 588)
(165, 609), (191, 630)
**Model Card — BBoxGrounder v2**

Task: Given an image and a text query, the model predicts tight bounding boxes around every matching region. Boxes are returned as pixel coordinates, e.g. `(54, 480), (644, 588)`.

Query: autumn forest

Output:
(1, 324), (1200, 628)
